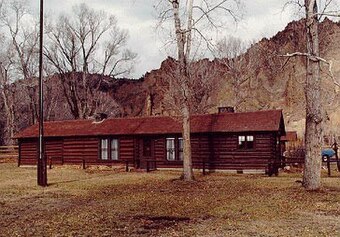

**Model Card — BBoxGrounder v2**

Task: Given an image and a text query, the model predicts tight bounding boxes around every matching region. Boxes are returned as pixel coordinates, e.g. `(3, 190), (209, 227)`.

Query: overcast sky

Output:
(28, 0), (299, 78)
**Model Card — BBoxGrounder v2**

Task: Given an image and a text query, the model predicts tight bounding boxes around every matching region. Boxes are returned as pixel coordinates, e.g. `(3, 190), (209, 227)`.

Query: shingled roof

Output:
(281, 131), (298, 141)
(14, 110), (285, 139)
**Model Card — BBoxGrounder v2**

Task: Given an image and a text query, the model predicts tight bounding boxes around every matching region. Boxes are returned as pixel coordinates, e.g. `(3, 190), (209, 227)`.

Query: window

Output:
(238, 135), (254, 149)
(166, 137), (183, 161)
(246, 135), (254, 149)
(238, 136), (246, 149)
(101, 139), (109, 160)
(100, 138), (119, 160)
(166, 138), (175, 160)
(111, 139), (118, 160)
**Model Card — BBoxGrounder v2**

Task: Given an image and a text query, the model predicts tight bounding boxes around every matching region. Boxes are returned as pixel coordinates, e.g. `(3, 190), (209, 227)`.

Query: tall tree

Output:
(44, 3), (136, 119)
(0, 59), (15, 144)
(303, 0), (323, 190)
(282, 0), (340, 190)
(156, 0), (241, 180)
(0, 0), (40, 125)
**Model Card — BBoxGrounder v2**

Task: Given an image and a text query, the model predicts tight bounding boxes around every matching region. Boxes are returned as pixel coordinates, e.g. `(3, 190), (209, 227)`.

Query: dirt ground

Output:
(0, 163), (340, 237)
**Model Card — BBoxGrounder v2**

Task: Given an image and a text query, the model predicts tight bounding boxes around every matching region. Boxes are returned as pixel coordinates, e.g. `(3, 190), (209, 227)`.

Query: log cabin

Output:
(14, 109), (286, 174)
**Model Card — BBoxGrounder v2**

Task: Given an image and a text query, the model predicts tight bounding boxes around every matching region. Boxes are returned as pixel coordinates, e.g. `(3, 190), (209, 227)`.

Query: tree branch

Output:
(279, 52), (340, 87)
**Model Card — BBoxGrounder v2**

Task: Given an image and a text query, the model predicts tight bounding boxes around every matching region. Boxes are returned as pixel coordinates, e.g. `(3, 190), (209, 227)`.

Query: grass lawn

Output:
(0, 162), (340, 236)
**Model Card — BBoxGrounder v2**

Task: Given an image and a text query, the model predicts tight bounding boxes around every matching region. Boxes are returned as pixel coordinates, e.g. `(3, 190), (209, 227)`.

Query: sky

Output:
(27, 0), (299, 78)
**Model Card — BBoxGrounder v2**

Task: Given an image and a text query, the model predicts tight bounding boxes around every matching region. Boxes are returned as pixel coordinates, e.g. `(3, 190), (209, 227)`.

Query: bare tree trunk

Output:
(0, 64), (15, 144)
(160, 0), (240, 180)
(303, 0), (323, 190)
(1, 88), (15, 144)
(182, 103), (194, 180)
(171, 0), (194, 181)
(27, 86), (38, 124)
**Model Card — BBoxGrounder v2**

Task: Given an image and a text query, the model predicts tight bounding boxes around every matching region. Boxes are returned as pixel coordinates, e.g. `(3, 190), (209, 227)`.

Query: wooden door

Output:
(139, 138), (154, 169)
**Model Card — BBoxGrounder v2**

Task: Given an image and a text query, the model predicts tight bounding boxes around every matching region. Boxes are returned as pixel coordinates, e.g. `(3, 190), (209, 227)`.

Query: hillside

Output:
(120, 18), (340, 139)
(1, 19), (339, 144)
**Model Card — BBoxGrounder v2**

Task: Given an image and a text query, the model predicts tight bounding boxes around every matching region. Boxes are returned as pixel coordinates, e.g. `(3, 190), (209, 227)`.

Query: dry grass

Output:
(1, 163), (340, 236)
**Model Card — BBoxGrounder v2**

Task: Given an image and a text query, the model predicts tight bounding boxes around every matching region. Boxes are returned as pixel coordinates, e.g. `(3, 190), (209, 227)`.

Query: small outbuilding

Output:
(14, 109), (286, 174)
(281, 131), (299, 151)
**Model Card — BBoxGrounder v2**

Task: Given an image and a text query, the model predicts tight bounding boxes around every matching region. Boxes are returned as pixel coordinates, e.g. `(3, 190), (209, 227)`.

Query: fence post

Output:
(203, 161), (206, 175)
(146, 161), (150, 172)
(49, 157), (52, 169)
(17, 143), (21, 167)
(268, 163), (273, 177)
(17, 151), (21, 167)
(327, 155), (331, 177)
(126, 161), (129, 172)
(82, 159), (86, 170)
(333, 142), (339, 172)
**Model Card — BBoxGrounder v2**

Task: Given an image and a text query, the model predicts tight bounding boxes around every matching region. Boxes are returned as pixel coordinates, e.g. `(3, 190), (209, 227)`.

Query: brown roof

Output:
(14, 110), (284, 139)
(281, 131), (298, 141)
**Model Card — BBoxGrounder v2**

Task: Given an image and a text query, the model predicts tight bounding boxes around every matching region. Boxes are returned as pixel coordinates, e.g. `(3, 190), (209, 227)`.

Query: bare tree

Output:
(155, 0), (241, 180)
(0, 0), (40, 125)
(215, 36), (249, 110)
(303, 0), (323, 190)
(158, 58), (222, 116)
(44, 3), (136, 119)
(0, 60), (15, 144)
(282, 0), (340, 190)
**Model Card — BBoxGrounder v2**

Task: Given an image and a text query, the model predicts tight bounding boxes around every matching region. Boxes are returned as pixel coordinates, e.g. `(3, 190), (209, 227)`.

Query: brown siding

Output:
(63, 137), (98, 164)
(19, 139), (64, 165)
(18, 132), (278, 171)
(154, 133), (276, 170)
(45, 139), (63, 164)
(191, 136), (200, 161)
(154, 138), (165, 161)
(211, 133), (274, 170)
(19, 139), (37, 165)
(119, 137), (134, 161)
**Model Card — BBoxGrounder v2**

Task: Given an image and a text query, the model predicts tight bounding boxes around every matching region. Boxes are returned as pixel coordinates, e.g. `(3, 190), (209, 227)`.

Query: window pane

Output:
(247, 136), (254, 141)
(238, 136), (246, 149)
(111, 139), (118, 160)
(166, 138), (175, 161)
(246, 136), (254, 149)
(101, 139), (108, 160)
(178, 138), (183, 161)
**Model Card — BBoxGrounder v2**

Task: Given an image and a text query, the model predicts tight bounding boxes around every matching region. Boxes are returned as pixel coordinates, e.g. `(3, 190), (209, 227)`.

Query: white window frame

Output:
(111, 139), (119, 160)
(101, 138), (109, 160)
(166, 138), (176, 161)
(238, 135), (254, 149)
(238, 136), (246, 149)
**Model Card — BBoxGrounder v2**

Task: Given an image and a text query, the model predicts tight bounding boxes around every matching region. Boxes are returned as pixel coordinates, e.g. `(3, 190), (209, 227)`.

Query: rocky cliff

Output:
(7, 18), (339, 143)
(116, 18), (339, 139)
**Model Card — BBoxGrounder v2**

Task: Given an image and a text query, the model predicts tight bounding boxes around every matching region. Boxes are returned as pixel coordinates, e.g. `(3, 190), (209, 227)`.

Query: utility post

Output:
(37, 0), (47, 187)
(333, 140), (339, 172)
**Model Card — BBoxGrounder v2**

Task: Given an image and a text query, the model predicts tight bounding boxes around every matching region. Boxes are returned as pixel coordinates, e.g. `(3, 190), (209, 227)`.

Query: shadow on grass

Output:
(47, 172), (115, 186)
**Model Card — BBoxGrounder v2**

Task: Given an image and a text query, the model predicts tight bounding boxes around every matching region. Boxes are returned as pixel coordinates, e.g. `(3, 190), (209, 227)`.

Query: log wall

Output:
(18, 132), (279, 171)
(63, 137), (98, 164)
